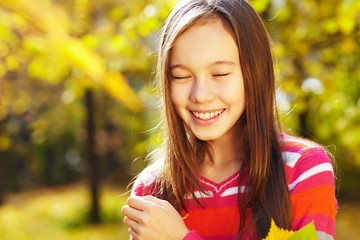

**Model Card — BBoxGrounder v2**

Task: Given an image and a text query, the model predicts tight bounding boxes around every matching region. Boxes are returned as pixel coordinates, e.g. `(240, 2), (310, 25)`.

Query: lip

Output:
(189, 108), (225, 113)
(189, 108), (225, 125)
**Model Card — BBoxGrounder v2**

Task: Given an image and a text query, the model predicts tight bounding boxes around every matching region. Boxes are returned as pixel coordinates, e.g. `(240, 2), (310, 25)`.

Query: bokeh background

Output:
(0, 0), (359, 239)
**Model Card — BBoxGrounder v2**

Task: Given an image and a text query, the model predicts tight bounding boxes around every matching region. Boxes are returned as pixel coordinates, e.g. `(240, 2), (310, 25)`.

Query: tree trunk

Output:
(0, 151), (4, 205)
(293, 58), (311, 138)
(299, 110), (310, 139)
(85, 89), (101, 223)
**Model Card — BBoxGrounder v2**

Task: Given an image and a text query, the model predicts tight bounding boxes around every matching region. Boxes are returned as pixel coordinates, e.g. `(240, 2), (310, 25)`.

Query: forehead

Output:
(170, 18), (239, 67)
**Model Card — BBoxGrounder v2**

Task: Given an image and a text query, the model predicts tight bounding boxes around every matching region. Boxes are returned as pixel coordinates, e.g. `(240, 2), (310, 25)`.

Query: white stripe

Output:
(194, 190), (213, 198)
(282, 151), (301, 167)
(141, 173), (156, 187)
(199, 173), (239, 193)
(316, 231), (334, 240)
(184, 190), (214, 199)
(220, 186), (246, 197)
(279, 137), (318, 147)
(288, 163), (334, 191)
(279, 136), (317, 148)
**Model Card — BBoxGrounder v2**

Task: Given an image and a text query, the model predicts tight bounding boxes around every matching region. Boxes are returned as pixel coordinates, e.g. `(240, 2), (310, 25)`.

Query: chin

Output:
(193, 133), (221, 141)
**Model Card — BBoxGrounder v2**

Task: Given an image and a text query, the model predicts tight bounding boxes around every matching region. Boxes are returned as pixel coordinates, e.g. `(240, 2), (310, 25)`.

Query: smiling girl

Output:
(121, 0), (337, 239)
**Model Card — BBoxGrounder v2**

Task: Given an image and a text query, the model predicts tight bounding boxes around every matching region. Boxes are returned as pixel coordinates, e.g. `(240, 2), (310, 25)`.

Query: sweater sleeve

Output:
(127, 166), (159, 240)
(131, 165), (160, 197)
(287, 146), (337, 240)
(129, 165), (205, 240)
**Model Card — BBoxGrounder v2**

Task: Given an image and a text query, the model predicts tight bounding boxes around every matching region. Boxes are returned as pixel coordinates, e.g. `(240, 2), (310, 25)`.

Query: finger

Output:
(127, 196), (156, 210)
(121, 205), (143, 222)
(142, 195), (170, 208)
(129, 227), (139, 240)
(123, 216), (140, 232)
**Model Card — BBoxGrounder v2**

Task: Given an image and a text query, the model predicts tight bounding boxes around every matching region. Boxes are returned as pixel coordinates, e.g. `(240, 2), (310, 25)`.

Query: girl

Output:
(121, 0), (337, 239)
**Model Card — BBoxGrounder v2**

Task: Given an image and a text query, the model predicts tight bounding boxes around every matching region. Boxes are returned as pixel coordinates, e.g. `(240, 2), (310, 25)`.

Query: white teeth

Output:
(192, 109), (224, 120)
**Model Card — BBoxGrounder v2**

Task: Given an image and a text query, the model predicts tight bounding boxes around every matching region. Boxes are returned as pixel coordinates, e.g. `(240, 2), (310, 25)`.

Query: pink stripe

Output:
(284, 164), (292, 174)
(184, 231), (203, 240)
(289, 171), (334, 195)
(201, 234), (238, 240)
(286, 148), (331, 183)
(185, 232), (246, 240)
(132, 182), (158, 196)
(292, 214), (335, 238)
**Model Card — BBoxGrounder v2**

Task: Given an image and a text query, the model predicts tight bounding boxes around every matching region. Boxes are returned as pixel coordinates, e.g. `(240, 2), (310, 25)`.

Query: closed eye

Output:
(171, 76), (190, 80)
(213, 73), (230, 77)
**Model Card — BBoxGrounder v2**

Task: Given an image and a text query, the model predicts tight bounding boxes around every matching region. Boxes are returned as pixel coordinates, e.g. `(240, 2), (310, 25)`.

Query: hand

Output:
(121, 195), (190, 240)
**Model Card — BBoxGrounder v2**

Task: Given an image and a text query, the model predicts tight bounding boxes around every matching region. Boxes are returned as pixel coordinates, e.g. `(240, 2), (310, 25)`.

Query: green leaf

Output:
(288, 222), (318, 240)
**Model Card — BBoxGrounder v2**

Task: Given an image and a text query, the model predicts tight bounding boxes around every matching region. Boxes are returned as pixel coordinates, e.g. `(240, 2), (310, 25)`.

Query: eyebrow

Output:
(170, 60), (236, 70)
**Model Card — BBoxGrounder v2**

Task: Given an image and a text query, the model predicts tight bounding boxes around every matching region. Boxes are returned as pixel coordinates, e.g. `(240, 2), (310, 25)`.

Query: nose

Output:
(189, 78), (215, 103)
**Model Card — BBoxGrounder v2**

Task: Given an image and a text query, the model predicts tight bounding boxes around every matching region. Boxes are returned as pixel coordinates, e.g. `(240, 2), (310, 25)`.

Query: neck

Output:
(207, 136), (242, 166)
(201, 124), (245, 183)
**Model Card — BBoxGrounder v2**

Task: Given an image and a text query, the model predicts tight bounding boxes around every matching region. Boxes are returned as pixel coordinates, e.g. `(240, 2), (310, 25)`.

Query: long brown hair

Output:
(154, 0), (292, 238)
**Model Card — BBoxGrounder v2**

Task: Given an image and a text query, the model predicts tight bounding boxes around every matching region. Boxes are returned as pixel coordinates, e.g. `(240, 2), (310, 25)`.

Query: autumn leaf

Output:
(263, 220), (295, 240)
(289, 222), (318, 240)
(263, 220), (318, 240)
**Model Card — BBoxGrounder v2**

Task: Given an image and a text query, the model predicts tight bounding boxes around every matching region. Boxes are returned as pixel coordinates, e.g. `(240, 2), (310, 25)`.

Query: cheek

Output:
(232, 76), (245, 104)
(218, 80), (245, 104)
(170, 88), (180, 108)
(170, 84), (188, 108)
(170, 90), (184, 119)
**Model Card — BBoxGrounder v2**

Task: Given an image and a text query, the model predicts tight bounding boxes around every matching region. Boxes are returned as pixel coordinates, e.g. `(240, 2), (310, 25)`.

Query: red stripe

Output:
(183, 206), (239, 236)
(184, 194), (239, 210)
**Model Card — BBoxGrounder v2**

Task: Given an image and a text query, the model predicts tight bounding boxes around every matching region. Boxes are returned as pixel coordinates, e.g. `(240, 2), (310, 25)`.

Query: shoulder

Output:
(131, 159), (164, 197)
(279, 134), (338, 239)
(278, 133), (335, 189)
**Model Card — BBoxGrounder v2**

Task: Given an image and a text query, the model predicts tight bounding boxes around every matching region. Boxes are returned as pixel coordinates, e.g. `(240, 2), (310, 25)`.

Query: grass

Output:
(0, 184), (359, 239)
(336, 200), (360, 240)
(0, 183), (130, 240)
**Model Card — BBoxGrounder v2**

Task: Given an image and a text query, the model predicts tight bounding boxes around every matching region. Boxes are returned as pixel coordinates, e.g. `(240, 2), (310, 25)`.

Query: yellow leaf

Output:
(337, 16), (355, 35)
(51, 36), (106, 81)
(0, 136), (11, 151)
(6, 55), (19, 71)
(0, 0), (68, 36)
(251, 0), (270, 13)
(102, 72), (142, 112)
(0, 0), (141, 112)
(263, 220), (295, 240)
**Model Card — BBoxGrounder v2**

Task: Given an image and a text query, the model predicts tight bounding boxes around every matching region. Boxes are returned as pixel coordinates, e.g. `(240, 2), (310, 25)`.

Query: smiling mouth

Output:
(191, 109), (225, 120)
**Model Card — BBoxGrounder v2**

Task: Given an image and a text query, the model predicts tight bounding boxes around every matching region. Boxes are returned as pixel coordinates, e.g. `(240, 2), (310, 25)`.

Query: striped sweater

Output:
(131, 133), (337, 240)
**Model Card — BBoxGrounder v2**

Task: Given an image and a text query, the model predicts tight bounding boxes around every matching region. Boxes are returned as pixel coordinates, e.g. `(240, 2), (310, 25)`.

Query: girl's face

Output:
(170, 18), (245, 142)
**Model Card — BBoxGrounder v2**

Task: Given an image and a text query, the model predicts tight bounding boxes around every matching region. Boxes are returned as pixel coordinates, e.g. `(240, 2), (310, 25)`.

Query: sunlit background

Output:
(0, 0), (359, 239)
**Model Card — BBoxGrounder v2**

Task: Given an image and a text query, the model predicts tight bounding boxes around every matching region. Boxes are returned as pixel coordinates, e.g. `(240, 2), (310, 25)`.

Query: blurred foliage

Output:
(0, 0), (172, 191)
(255, 0), (360, 172)
(0, 184), (130, 239)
